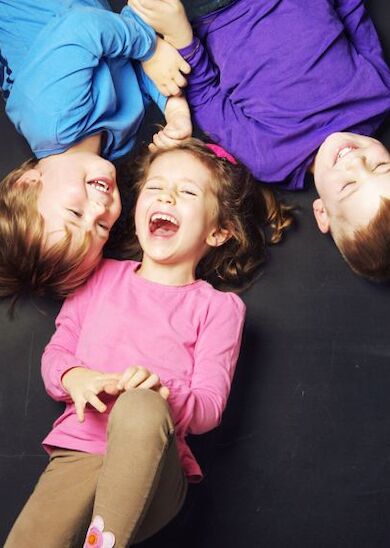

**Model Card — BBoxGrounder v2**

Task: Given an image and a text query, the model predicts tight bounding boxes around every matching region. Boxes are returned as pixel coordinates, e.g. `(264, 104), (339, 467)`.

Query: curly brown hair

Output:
(0, 159), (98, 305)
(118, 139), (293, 291)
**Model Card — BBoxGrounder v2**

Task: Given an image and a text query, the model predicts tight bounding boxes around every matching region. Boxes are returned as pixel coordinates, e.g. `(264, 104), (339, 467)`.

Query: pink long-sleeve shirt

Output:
(42, 259), (245, 482)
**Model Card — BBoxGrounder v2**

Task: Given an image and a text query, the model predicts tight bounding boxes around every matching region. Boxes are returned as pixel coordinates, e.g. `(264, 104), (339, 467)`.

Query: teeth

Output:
(151, 213), (179, 226)
(89, 180), (109, 193)
(337, 147), (353, 159)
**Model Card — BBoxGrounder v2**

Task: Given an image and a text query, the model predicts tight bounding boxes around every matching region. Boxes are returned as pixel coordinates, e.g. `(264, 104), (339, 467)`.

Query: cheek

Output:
(134, 196), (148, 233)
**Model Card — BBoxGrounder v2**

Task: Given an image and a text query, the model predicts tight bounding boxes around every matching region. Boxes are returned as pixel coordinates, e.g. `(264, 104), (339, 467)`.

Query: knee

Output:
(108, 389), (174, 442)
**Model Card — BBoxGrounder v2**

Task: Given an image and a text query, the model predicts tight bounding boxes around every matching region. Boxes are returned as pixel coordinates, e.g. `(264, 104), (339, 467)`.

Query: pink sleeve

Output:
(165, 293), (246, 436)
(41, 279), (94, 402)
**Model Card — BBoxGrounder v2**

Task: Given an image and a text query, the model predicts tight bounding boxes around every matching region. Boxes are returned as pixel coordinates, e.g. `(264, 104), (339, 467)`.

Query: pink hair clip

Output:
(205, 143), (237, 165)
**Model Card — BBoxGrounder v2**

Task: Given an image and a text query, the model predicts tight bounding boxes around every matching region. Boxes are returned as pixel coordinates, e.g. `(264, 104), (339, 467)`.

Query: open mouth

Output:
(88, 178), (112, 194)
(335, 146), (357, 163)
(149, 212), (179, 237)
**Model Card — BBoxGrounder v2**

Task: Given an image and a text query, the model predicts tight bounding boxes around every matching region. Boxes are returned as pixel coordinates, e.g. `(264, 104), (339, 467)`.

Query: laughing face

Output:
(312, 133), (390, 236)
(134, 150), (230, 283)
(20, 150), (122, 267)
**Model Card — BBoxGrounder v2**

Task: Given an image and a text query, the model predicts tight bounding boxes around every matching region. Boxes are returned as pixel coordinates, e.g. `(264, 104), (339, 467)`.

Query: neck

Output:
(65, 134), (102, 155)
(136, 258), (197, 286)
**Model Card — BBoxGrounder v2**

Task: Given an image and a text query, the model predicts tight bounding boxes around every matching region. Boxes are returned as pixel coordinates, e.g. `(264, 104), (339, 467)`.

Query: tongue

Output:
(150, 219), (178, 236)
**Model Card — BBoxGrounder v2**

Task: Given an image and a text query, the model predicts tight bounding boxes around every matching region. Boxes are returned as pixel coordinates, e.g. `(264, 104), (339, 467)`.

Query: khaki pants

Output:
(5, 390), (188, 547)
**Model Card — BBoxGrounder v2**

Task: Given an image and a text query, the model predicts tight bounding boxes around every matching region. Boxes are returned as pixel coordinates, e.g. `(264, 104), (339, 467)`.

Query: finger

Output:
(179, 61), (191, 75)
(163, 122), (188, 139)
(123, 368), (150, 390)
(117, 367), (137, 389)
(151, 131), (169, 150)
(154, 130), (178, 149)
(158, 386), (170, 400)
(75, 399), (86, 423)
(174, 72), (187, 89)
(156, 83), (169, 97)
(86, 392), (107, 414)
(103, 382), (122, 396)
(137, 373), (161, 390)
(165, 80), (181, 97)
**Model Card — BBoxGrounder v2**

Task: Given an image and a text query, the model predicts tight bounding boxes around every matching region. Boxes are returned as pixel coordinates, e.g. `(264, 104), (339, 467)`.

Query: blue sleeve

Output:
(6, 6), (158, 154)
(9, 6), (156, 114)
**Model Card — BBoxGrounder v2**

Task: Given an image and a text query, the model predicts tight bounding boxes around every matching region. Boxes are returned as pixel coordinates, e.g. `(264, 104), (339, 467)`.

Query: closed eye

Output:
(145, 185), (163, 191)
(67, 208), (82, 217)
(373, 162), (390, 173)
(180, 189), (197, 196)
(341, 181), (356, 191)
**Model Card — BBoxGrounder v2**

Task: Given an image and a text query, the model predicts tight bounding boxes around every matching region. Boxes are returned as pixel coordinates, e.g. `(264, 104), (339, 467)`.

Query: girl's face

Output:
(312, 133), (390, 235)
(135, 150), (228, 280)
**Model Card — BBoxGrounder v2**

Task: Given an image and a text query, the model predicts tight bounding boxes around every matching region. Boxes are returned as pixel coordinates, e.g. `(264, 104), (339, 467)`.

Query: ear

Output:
(16, 168), (41, 186)
(206, 227), (232, 248)
(312, 198), (330, 234)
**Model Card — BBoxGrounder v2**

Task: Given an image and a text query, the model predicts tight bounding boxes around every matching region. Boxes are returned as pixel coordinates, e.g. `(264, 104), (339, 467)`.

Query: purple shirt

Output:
(180, 0), (390, 189)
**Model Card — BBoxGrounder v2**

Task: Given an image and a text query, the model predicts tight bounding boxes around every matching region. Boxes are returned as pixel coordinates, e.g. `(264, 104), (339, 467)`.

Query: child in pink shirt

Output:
(5, 139), (293, 548)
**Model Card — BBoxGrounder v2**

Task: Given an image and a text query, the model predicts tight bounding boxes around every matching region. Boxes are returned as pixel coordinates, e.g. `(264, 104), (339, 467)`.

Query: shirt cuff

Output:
(178, 36), (201, 62)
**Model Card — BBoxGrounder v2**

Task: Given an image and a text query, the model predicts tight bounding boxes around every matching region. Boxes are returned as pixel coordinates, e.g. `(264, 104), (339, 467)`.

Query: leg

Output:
(5, 450), (103, 548)
(84, 389), (187, 548)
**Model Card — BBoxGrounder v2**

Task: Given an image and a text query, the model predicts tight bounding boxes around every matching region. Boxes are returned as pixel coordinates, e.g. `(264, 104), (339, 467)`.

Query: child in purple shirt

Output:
(129, 0), (390, 281)
(5, 139), (292, 547)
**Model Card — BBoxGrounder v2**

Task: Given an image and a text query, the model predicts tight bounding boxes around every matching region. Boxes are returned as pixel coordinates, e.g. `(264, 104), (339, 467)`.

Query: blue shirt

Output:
(0, 0), (167, 160)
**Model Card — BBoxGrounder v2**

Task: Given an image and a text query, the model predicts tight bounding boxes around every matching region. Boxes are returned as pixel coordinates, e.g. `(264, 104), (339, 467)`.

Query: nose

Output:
(90, 200), (107, 214)
(157, 189), (176, 205)
(345, 154), (370, 174)
(82, 201), (108, 230)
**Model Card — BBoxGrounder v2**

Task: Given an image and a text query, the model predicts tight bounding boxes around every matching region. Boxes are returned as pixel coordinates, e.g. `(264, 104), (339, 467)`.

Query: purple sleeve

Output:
(179, 37), (268, 181)
(334, 0), (386, 58)
(41, 284), (93, 402)
(163, 293), (246, 436)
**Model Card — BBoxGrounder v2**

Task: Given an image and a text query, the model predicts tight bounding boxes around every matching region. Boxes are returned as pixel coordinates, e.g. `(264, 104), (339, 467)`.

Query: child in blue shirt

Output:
(0, 0), (192, 301)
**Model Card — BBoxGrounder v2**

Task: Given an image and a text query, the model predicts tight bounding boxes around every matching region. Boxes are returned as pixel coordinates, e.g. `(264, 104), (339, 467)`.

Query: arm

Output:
(333, 0), (386, 58)
(22, 6), (158, 111)
(176, 37), (278, 181)
(41, 291), (91, 403)
(163, 294), (246, 436)
(149, 93), (192, 151)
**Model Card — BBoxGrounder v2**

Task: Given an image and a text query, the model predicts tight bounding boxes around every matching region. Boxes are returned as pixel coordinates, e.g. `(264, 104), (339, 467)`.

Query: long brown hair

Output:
(118, 139), (293, 291)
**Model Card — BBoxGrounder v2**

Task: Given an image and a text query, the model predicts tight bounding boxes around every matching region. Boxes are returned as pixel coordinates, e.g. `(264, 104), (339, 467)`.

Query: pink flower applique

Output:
(84, 515), (115, 548)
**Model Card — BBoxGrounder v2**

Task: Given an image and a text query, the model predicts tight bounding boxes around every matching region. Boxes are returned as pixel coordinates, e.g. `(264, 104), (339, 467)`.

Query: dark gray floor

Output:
(1, 1), (390, 547)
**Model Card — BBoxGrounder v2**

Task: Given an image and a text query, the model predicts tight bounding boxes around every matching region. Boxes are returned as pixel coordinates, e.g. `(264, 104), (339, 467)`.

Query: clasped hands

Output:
(62, 366), (170, 422)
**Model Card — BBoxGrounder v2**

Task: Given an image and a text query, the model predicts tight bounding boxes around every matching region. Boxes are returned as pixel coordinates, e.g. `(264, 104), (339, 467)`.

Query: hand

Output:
(128, 0), (193, 49)
(117, 366), (170, 399)
(142, 37), (190, 96)
(62, 367), (122, 422)
(150, 94), (192, 151)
